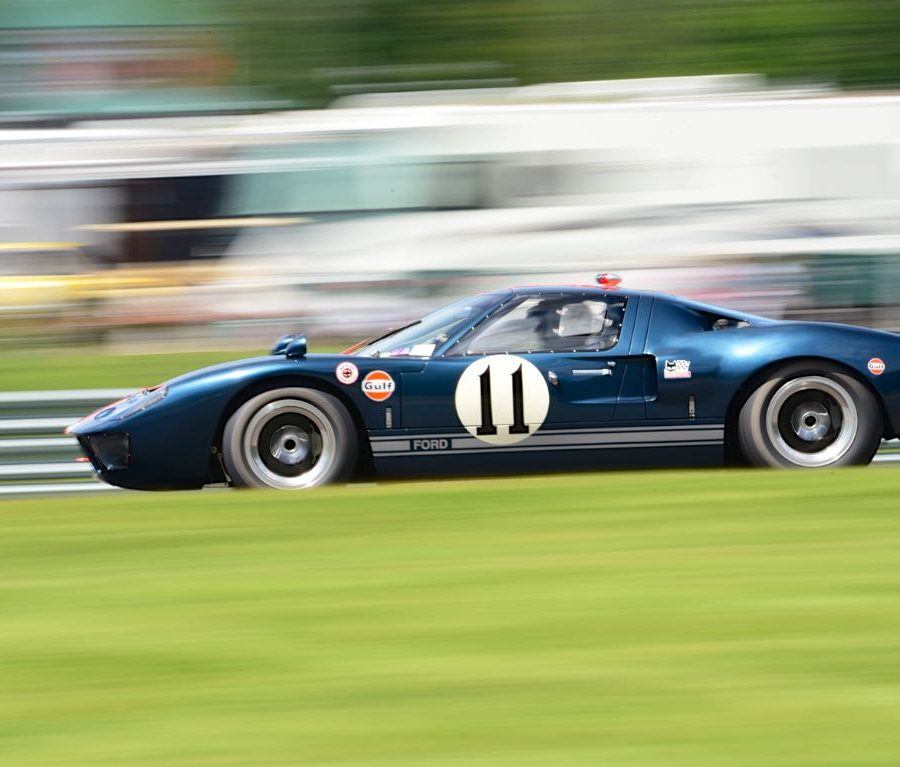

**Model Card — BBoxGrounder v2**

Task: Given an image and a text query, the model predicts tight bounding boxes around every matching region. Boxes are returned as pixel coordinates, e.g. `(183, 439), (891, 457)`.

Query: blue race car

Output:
(69, 274), (900, 490)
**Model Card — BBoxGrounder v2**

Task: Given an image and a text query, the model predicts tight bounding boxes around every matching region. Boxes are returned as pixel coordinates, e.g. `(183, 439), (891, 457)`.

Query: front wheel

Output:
(738, 364), (882, 468)
(223, 387), (358, 489)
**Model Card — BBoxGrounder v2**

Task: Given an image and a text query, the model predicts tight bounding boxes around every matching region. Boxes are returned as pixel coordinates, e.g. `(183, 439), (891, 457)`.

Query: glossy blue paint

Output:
(68, 285), (900, 490)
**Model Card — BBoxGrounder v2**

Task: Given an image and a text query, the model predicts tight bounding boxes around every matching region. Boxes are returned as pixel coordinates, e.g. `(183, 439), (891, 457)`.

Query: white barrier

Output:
(0, 389), (130, 494)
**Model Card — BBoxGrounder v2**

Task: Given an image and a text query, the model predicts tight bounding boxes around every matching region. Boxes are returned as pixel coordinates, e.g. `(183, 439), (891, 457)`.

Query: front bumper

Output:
(67, 388), (217, 490)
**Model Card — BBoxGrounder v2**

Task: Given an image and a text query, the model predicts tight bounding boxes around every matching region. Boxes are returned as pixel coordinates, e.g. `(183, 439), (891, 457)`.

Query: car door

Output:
(400, 291), (639, 436)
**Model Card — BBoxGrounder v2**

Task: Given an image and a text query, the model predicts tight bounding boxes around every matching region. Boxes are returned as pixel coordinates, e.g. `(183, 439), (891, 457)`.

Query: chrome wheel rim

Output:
(765, 376), (857, 467)
(243, 399), (336, 488)
(269, 425), (311, 465)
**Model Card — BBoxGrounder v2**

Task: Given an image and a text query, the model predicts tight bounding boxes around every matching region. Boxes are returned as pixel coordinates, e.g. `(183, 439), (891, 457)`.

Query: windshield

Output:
(352, 293), (502, 358)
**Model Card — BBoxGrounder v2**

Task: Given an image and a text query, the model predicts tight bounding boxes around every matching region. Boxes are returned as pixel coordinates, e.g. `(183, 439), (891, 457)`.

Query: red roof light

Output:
(595, 272), (622, 289)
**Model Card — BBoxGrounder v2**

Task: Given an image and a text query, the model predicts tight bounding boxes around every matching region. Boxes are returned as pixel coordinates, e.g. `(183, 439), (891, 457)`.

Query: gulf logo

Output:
(362, 370), (395, 402)
(868, 357), (885, 376)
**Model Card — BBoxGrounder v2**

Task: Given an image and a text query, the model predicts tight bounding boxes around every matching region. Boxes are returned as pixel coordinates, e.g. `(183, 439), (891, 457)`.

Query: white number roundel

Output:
(454, 355), (550, 445)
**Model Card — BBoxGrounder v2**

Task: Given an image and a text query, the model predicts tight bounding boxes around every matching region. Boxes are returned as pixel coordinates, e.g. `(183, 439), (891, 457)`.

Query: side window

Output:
(450, 296), (626, 355)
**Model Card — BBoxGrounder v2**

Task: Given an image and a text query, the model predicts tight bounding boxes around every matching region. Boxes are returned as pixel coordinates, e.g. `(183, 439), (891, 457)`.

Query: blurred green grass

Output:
(0, 349), (252, 391)
(3, 469), (900, 765)
(0, 346), (341, 391)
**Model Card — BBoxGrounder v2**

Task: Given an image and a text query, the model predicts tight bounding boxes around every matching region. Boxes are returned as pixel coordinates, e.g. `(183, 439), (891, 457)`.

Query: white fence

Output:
(0, 389), (129, 495)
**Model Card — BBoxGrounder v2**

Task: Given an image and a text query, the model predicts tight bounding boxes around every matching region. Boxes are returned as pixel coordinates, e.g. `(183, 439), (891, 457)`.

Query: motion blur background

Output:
(3, 0), (900, 349)
(7, 6), (900, 765)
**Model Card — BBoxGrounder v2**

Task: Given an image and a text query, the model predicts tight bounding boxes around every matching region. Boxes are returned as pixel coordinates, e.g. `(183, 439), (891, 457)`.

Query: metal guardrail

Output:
(0, 388), (898, 497)
(0, 389), (129, 496)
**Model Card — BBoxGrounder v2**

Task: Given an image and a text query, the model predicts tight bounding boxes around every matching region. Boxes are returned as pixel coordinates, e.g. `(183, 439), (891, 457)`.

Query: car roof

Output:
(507, 284), (647, 300)
(501, 284), (766, 322)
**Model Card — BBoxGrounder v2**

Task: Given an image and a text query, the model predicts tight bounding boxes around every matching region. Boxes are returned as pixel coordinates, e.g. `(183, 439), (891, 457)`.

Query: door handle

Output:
(573, 369), (612, 377)
(547, 370), (559, 386)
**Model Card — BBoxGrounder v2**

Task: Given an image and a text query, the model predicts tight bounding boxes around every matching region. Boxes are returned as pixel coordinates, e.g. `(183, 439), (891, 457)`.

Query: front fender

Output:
(70, 354), (424, 489)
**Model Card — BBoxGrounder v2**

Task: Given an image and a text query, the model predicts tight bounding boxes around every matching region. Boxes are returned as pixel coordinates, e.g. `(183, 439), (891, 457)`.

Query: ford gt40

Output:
(69, 275), (900, 490)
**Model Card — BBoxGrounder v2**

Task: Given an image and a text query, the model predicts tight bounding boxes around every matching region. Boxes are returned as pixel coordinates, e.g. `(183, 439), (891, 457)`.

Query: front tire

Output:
(738, 363), (881, 468)
(223, 387), (358, 489)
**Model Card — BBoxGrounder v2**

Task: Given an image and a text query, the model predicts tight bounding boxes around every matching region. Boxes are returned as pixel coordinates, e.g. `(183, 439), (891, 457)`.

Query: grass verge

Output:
(1, 345), (350, 391)
(0, 349), (254, 391)
(2, 468), (900, 765)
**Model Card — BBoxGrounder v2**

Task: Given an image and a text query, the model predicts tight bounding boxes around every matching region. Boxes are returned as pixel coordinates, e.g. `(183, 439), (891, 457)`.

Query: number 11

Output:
(477, 365), (529, 436)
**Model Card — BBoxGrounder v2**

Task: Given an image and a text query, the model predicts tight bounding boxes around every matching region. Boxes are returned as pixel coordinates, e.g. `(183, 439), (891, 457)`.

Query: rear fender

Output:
(724, 356), (893, 460)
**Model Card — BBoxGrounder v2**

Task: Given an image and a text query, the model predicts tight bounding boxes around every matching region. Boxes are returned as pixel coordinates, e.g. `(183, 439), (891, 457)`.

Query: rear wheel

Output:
(738, 363), (881, 468)
(223, 387), (357, 489)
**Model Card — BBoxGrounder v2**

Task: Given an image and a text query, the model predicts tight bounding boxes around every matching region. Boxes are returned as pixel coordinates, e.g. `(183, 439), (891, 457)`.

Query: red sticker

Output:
(335, 361), (359, 385)
(868, 357), (885, 376)
(362, 370), (395, 402)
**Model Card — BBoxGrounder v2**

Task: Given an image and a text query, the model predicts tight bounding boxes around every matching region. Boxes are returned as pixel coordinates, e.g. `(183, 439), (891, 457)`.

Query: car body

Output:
(69, 277), (900, 490)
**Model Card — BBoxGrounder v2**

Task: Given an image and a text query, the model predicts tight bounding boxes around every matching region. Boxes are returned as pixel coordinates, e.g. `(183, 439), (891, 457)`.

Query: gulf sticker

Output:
(868, 357), (885, 376)
(362, 370), (395, 402)
(335, 361), (359, 385)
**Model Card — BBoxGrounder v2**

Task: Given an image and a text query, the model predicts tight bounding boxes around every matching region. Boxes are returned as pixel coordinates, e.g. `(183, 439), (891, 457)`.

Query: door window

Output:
(449, 295), (626, 355)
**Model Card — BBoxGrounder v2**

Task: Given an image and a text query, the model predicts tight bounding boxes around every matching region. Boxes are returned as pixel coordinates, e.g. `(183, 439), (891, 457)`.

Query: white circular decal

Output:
(335, 361), (359, 385)
(454, 355), (550, 445)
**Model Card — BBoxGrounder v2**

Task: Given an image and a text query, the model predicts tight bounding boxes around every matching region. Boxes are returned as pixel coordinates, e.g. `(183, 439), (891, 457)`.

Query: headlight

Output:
(114, 386), (168, 420)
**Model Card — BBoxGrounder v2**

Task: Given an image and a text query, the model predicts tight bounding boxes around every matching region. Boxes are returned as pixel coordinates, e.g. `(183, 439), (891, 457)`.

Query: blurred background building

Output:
(2, 0), (900, 348)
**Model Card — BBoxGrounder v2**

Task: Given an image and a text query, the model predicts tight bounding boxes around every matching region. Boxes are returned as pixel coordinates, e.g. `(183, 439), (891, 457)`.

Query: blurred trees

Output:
(227, 0), (900, 106)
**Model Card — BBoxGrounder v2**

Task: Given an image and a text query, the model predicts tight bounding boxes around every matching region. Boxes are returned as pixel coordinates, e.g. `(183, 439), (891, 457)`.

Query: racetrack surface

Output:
(3, 469), (900, 766)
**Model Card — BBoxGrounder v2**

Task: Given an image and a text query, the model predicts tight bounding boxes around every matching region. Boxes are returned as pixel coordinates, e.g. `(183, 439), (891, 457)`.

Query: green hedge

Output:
(230, 0), (900, 105)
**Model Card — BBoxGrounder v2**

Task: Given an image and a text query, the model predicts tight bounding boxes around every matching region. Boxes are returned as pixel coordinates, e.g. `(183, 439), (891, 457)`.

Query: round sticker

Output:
(362, 370), (395, 402)
(454, 355), (549, 445)
(335, 361), (359, 385)
(868, 357), (885, 376)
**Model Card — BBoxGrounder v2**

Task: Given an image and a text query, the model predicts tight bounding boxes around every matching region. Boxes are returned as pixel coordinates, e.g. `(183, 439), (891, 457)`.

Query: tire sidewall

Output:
(223, 387), (358, 488)
(738, 362), (881, 468)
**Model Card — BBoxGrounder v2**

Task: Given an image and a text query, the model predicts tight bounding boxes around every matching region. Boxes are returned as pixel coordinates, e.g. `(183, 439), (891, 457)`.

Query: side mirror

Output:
(271, 334), (294, 355)
(285, 335), (308, 359)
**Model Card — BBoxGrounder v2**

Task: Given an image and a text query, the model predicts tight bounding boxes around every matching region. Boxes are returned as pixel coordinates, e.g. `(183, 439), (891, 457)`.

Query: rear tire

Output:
(223, 387), (357, 489)
(738, 363), (881, 468)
